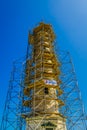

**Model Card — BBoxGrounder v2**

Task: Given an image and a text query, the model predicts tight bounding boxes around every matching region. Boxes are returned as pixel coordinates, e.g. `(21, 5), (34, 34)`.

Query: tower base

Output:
(26, 114), (67, 130)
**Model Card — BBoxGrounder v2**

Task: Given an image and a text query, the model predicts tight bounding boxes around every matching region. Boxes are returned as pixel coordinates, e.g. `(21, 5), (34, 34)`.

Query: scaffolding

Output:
(0, 22), (87, 130)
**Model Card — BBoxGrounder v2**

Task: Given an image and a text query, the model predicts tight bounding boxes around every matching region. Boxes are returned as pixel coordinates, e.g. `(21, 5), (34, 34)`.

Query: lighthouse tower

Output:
(23, 22), (67, 130)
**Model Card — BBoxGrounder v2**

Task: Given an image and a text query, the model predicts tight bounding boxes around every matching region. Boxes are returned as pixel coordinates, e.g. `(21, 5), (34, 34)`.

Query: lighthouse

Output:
(23, 22), (67, 130)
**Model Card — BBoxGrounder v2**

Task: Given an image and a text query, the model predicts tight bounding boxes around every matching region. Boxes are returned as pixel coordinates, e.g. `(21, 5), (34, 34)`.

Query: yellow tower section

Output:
(23, 23), (67, 130)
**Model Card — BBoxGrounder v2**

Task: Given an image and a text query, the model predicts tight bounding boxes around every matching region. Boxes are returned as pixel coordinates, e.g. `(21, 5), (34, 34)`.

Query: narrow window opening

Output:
(46, 128), (53, 130)
(44, 87), (49, 94)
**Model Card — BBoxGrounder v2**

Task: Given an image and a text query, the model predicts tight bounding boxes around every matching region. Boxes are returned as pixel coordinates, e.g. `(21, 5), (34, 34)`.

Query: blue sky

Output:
(0, 0), (87, 123)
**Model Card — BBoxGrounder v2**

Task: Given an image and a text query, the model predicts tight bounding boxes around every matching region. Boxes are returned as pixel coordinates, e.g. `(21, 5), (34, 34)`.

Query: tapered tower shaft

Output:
(23, 23), (67, 130)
